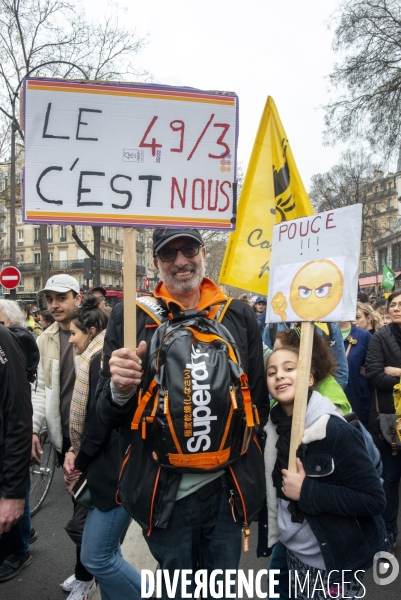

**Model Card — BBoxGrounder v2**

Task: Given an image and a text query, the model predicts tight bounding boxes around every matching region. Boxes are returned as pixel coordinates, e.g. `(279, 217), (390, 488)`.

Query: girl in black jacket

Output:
(263, 345), (387, 599)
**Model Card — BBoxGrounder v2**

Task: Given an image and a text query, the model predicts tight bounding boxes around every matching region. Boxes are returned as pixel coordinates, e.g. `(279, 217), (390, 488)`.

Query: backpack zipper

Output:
(228, 466), (250, 552)
(147, 466), (161, 537)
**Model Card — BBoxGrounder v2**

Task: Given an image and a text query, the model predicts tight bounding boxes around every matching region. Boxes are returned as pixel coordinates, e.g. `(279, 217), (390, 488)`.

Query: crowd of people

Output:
(0, 228), (399, 600)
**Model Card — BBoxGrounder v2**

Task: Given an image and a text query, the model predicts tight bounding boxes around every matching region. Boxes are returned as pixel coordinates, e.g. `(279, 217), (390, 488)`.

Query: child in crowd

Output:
(260, 344), (388, 599)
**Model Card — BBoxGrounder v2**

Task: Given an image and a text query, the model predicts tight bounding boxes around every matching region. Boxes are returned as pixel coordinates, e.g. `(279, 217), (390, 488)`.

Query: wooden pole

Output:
(288, 321), (314, 472)
(123, 227), (137, 350)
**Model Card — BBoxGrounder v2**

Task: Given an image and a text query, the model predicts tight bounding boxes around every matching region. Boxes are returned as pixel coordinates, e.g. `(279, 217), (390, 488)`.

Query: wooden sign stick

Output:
(123, 227), (137, 350)
(288, 321), (314, 472)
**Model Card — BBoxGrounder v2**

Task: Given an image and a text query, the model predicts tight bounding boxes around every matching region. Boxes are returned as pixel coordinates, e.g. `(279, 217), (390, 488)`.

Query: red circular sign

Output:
(0, 266), (21, 289)
(145, 277), (150, 289)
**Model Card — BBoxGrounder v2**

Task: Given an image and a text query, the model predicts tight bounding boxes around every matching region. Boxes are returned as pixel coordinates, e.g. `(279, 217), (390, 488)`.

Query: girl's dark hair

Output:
(71, 294), (109, 338)
(275, 328), (336, 386)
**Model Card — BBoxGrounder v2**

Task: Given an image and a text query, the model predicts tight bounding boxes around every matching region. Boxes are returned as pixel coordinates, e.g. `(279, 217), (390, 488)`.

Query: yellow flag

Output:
(219, 96), (314, 295)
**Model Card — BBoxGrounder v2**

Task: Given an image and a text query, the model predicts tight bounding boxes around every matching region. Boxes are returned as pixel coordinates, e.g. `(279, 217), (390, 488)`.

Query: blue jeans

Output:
(81, 505), (141, 600)
(380, 444), (401, 546)
(268, 541), (289, 599)
(17, 482), (31, 554)
(144, 486), (243, 600)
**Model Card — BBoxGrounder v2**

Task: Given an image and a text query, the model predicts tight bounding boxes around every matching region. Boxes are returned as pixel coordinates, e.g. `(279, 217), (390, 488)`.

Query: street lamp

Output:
(8, 62), (88, 300)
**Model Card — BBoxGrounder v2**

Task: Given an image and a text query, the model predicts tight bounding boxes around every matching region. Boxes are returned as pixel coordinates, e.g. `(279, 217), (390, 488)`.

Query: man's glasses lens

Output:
(158, 244), (201, 262)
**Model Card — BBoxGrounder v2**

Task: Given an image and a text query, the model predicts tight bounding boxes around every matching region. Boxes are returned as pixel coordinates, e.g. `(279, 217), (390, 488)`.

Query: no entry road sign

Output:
(0, 266), (21, 289)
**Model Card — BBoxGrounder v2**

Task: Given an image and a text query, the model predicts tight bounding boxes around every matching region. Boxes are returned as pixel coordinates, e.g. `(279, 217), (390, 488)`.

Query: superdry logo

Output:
(186, 345), (217, 453)
(138, 297), (166, 315)
(0, 345), (7, 364)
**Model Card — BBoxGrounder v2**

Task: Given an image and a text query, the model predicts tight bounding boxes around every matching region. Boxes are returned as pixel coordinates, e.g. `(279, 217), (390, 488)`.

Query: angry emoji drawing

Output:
(272, 259), (344, 321)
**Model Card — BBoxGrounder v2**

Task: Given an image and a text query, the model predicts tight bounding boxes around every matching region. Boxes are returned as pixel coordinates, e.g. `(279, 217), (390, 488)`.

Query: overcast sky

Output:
(86, 0), (350, 189)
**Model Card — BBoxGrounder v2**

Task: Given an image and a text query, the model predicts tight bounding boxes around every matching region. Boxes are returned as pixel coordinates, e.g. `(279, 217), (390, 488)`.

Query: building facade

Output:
(358, 159), (401, 291)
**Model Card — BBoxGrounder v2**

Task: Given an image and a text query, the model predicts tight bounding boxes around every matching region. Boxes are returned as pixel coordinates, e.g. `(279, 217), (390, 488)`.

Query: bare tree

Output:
(324, 0), (401, 158)
(309, 148), (387, 275)
(0, 0), (148, 285)
(71, 225), (101, 286)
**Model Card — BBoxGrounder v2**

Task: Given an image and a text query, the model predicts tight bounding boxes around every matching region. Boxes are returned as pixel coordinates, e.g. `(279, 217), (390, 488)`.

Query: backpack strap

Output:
(207, 298), (234, 322)
(136, 296), (169, 325)
(131, 379), (158, 431)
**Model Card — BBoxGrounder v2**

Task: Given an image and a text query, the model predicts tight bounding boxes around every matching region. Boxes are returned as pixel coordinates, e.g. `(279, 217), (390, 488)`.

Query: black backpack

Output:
(132, 297), (258, 473)
(8, 325), (40, 384)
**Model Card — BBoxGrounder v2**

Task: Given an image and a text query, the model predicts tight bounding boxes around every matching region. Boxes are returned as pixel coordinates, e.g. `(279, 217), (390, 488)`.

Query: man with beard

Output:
(97, 228), (268, 599)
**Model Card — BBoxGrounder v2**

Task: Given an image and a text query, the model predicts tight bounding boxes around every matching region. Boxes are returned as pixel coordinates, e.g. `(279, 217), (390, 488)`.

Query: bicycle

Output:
(29, 423), (57, 516)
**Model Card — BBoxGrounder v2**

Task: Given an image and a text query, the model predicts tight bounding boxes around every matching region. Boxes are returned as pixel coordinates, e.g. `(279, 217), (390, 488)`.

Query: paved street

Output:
(2, 466), (401, 599)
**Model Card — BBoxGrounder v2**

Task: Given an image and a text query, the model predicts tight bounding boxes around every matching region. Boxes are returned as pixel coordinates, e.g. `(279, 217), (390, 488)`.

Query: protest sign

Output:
(22, 78), (238, 229)
(266, 204), (362, 471)
(22, 78), (239, 349)
(267, 204), (362, 324)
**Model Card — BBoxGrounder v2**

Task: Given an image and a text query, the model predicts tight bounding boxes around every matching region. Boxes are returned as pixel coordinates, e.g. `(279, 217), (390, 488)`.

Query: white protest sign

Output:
(267, 204), (362, 323)
(22, 78), (238, 229)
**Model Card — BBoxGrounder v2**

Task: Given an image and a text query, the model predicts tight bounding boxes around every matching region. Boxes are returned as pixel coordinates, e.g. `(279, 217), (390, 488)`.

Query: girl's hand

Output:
(281, 458), (306, 501)
(384, 366), (401, 377)
(63, 452), (81, 482)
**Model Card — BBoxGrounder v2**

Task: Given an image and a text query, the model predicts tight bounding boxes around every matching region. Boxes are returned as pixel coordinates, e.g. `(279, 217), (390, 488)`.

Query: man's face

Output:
(45, 290), (81, 324)
(255, 301), (266, 314)
(92, 292), (106, 308)
(154, 237), (206, 294)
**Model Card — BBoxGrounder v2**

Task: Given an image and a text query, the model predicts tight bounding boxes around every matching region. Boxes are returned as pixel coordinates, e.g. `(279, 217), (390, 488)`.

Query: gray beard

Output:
(159, 260), (205, 294)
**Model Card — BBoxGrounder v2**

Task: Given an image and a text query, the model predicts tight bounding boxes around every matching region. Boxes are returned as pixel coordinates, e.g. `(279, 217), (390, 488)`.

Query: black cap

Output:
(255, 296), (267, 304)
(90, 286), (107, 297)
(153, 228), (203, 257)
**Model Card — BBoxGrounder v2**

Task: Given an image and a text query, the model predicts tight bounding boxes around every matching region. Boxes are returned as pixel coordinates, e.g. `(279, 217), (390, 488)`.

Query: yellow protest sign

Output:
(219, 96), (313, 295)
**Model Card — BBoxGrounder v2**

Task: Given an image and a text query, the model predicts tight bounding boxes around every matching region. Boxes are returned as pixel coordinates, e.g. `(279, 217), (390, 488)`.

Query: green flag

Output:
(382, 264), (396, 290)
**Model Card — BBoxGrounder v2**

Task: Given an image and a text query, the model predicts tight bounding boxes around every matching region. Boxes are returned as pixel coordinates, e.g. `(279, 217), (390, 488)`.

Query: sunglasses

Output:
(157, 243), (202, 262)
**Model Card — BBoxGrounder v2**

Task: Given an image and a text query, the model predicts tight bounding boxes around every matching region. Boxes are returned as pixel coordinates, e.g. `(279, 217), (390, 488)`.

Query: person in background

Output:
(254, 296), (267, 336)
(366, 290), (401, 551)
(357, 291), (370, 303)
(376, 306), (392, 328)
(339, 317), (372, 426)
(89, 287), (107, 310)
(355, 302), (380, 334)
(0, 324), (32, 581)
(238, 293), (250, 305)
(254, 295), (267, 315)
(18, 302), (42, 338)
(38, 309), (55, 331)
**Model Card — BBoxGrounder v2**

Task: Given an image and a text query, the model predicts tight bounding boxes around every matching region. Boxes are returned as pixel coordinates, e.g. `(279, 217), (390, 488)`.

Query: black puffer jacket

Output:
(97, 283), (269, 535)
(365, 324), (401, 448)
(0, 324), (32, 499)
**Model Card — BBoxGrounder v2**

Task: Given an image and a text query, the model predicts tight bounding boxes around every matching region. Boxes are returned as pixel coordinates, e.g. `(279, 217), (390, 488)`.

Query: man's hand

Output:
(281, 458), (306, 501)
(0, 497), (25, 534)
(110, 341), (147, 392)
(31, 433), (43, 466)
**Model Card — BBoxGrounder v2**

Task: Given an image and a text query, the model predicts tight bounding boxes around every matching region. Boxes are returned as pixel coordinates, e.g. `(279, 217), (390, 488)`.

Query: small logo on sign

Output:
(123, 149), (144, 162)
